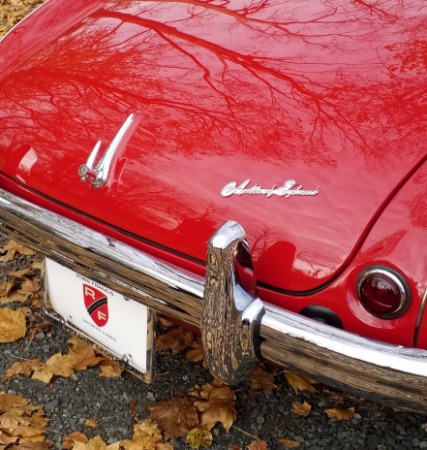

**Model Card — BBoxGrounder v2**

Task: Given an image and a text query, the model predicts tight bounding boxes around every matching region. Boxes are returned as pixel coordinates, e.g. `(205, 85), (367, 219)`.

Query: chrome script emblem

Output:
(221, 179), (320, 198)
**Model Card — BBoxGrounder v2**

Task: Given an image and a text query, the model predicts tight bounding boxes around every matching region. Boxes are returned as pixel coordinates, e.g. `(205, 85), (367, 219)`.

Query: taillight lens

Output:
(357, 267), (409, 318)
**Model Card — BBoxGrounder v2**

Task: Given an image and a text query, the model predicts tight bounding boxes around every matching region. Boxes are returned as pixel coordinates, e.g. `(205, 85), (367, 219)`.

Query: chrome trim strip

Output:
(1, 187), (427, 409)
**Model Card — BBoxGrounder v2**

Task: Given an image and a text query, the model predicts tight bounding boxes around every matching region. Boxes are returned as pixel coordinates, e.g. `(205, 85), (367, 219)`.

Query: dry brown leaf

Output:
(186, 426), (213, 449)
(6, 359), (46, 380)
(247, 440), (268, 450)
(0, 240), (35, 262)
(84, 418), (99, 428)
(325, 406), (355, 420)
(67, 337), (103, 370)
(193, 384), (236, 431)
(155, 444), (174, 450)
(185, 337), (205, 363)
(98, 358), (124, 378)
(120, 419), (163, 450)
(156, 327), (194, 354)
(148, 396), (199, 440)
(292, 401), (311, 417)
(2, 291), (30, 303)
(250, 364), (277, 390)
(284, 371), (317, 393)
(278, 438), (301, 448)
(45, 353), (75, 378)
(0, 280), (15, 298)
(62, 432), (89, 449)
(71, 435), (120, 450)
(0, 393), (47, 445)
(228, 445), (242, 450)
(17, 278), (41, 295)
(0, 308), (26, 342)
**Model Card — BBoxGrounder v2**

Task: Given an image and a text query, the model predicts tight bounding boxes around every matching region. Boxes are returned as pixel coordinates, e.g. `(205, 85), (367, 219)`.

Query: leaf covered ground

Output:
(0, 239), (325, 448)
(0, 0), (46, 38)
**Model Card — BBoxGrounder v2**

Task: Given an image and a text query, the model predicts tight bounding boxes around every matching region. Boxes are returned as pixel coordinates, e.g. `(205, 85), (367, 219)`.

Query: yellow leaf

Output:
(119, 420), (163, 450)
(193, 384), (236, 431)
(0, 308), (26, 342)
(325, 406), (355, 420)
(292, 401), (311, 417)
(6, 359), (45, 380)
(278, 438), (301, 448)
(67, 337), (102, 370)
(186, 426), (213, 449)
(72, 435), (110, 450)
(98, 359), (124, 378)
(31, 365), (55, 384)
(45, 353), (75, 378)
(0, 393), (47, 444)
(285, 370), (317, 393)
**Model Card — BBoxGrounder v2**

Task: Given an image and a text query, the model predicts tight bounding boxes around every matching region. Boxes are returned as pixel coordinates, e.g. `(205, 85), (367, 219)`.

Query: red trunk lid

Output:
(0, 0), (426, 291)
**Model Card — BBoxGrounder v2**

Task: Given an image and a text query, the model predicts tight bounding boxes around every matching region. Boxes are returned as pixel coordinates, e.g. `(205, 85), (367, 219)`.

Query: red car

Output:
(0, 0), (426, 409)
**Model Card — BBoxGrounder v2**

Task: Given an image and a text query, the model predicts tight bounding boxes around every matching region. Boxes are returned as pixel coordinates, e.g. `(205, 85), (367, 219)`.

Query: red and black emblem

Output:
(83, 284), (109, 327)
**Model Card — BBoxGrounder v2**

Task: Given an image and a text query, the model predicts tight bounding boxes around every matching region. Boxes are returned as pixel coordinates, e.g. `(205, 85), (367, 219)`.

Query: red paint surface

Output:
(0, 0), (426, 345)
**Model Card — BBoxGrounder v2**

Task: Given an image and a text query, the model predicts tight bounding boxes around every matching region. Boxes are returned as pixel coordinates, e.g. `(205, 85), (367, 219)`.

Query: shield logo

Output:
(83, 284), (109, 327)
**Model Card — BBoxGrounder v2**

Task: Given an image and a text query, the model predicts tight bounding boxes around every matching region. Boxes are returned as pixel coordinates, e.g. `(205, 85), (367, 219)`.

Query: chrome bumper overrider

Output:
(1, 188), (427, 409)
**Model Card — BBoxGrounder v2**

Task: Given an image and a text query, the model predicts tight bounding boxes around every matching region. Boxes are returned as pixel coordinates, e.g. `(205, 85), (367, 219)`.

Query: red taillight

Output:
(357, 267), (409, 318)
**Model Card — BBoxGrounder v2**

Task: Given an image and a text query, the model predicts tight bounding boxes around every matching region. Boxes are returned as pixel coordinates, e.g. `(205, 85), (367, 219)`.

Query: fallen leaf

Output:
(84, 418), (99, 428)
(292, 401), (311, 417)
(186, 426), (213, 449)
(148, 396), (199, 440)
(98, 358), (124, 378)
(193, 384), (236, 431)
(325, 406), (355, 420)
(67, 337), (103, 370)
(247, 440), (268, 450)
(71, 435), (119, 450)
(278, 438), (300, 448)
(0, 240), (35, 262)
(0, 393), (47, 445)
(284, 371), (317, 393)
(6, 359), (46, 380)
(121, 419), (163, 450)
(62, 432), (89, 449)
(186, 337), (205, 363)
(0, 308), (26, 342)
(250, 364), (277, 390)
(0, 280), (15, 298)
(156, 327), (194, 354)
(45, 353), (75, 378)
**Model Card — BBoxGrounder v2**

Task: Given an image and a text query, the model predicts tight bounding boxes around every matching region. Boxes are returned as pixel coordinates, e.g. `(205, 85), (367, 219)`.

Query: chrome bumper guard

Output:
(1, 188), (427, 410)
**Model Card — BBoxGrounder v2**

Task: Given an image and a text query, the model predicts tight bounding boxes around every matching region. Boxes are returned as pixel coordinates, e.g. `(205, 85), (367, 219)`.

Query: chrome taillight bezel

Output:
(357, 266), (410, 319)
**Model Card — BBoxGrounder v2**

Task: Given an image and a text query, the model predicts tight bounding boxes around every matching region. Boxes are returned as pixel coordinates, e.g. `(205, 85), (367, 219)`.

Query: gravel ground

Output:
(2, 251), (427, 449)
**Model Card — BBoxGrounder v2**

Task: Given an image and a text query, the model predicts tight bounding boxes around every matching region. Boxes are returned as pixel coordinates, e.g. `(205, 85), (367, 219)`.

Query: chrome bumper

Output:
(1, 187), (427, 410)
